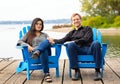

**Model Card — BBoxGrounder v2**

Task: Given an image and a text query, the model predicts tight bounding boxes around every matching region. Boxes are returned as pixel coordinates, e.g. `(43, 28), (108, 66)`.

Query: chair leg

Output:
(101, 67), (104, 77)
(26, 63), (30, 80)
(69, 67), (72, 78)
(16, 62), (27, 73)
(56, 67), (59, 77)
(27, 71), (30, 80)
(101, 60), (105, 78)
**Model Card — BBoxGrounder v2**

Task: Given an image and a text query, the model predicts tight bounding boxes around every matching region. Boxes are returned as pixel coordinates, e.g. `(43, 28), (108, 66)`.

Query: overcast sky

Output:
(0, 0), (81, 21)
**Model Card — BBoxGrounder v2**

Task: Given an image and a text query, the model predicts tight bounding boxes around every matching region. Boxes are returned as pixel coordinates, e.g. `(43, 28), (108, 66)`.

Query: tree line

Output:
(79, 0), (120, 28)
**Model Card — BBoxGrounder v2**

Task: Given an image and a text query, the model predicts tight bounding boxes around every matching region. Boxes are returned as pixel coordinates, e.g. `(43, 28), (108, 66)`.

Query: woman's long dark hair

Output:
(26, 18), (44, 45)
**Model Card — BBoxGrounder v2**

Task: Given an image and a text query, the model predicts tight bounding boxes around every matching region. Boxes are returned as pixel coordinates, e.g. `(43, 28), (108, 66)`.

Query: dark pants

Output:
(31, 39), (51, 73)
(67, 41), (101, 69)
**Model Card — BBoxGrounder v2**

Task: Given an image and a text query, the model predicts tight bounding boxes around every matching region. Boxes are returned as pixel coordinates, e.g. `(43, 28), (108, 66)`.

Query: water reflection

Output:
(102, 35), (120, 58)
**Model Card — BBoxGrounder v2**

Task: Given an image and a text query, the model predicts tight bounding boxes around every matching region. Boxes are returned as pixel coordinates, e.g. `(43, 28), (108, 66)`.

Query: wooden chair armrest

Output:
(16, 45), (28, 49)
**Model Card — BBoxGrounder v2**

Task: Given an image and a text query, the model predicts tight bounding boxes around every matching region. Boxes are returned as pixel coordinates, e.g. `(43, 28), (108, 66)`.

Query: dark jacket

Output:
(54, 26), (93, 47)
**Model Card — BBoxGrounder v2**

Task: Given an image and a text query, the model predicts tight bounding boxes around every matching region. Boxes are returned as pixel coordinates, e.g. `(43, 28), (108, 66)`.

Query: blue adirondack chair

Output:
(16, 26), (62, 80)
(64, 28), (107, 77)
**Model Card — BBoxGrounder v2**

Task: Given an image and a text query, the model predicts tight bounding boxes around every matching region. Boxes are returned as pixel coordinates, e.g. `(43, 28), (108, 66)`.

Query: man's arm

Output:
(48, 31), (73, 44)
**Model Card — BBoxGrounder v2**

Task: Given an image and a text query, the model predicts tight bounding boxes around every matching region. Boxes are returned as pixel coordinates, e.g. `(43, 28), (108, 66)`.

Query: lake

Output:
(0, 24), (119, 60)
(103, 35), (120, 58)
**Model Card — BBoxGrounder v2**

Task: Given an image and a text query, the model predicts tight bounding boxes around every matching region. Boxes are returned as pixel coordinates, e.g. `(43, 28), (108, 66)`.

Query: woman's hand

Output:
(47, 37), (55, 45)
(28, 44), (34, 52)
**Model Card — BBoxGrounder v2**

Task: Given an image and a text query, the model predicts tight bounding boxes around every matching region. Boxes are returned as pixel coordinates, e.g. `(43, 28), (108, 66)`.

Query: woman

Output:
(17, 18), (52, 82)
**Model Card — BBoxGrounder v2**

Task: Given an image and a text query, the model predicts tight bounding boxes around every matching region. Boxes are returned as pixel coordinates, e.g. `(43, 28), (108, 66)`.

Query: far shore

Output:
(45, 27), (120, 36)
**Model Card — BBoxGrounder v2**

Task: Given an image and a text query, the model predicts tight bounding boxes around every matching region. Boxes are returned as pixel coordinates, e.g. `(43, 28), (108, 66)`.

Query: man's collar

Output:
(75, 26), (83, 30)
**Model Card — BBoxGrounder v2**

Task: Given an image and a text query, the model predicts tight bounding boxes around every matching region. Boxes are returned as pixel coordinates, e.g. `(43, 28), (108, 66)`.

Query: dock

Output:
(0, 58), (120, 84)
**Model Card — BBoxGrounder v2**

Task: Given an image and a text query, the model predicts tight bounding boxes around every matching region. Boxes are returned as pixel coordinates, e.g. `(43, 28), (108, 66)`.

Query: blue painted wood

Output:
(97, 30), (102, 43)
(16, 26), (62, 80)
(19, 30), (22, 40)
(92, 28), (97, 41)
(64, 28), (107, 78)
(23, 27), (27, 35)
(27, 25), (30, 31)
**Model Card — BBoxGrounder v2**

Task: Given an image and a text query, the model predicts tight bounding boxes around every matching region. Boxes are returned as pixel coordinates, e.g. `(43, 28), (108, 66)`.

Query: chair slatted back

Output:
(19, 26), (30, 40)
(92, 28), (102, 43)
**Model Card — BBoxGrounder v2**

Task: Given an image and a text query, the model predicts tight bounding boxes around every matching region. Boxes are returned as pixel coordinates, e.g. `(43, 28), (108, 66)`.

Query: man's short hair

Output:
(71, 13), (82, 20)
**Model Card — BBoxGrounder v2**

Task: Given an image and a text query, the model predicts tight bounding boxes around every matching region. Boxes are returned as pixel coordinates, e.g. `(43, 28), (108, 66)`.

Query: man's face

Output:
(71, 15), (81, 28)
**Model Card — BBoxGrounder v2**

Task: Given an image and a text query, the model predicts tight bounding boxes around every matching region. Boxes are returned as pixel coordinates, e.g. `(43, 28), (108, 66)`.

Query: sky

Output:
(0, 0), (81, 21)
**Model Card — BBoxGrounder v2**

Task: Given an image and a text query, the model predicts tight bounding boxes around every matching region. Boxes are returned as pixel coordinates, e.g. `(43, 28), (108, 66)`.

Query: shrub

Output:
(113, 16), (120, 27)
(82, 16), (107, 28)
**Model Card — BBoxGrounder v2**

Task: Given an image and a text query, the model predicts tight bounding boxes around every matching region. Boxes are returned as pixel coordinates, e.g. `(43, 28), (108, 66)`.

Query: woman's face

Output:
(71, 15), (81, 29)
(35, 21), (42, 31)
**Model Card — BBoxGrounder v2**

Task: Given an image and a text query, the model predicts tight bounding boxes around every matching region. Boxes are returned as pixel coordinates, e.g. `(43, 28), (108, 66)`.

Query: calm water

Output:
(103, 35), (120, 58)
(0, 24), (119, 59)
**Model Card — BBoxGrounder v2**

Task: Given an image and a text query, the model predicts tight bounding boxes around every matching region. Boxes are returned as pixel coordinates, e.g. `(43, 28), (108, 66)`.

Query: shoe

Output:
(44, 73), (52, 82)
(94, 71), (102, 81)
(32, 50), (40, 59)
(72, 69), (81, 80)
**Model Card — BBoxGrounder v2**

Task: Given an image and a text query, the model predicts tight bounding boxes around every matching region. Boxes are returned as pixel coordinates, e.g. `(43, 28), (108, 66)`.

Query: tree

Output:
(79, 0), (120, 16)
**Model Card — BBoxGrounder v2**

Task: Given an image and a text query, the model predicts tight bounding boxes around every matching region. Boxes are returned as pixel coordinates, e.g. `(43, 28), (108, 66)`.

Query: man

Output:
(49, 13), (102, 81)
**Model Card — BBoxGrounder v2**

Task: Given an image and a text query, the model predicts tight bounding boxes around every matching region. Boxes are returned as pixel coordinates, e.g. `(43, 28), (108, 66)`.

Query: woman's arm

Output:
(17, 35), (34, 52)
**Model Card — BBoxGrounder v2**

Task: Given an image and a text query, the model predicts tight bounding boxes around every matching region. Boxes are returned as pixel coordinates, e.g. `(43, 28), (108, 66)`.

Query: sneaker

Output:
(32, 50), (40, 59)
(72, 69), (81, 80)
(94, 71), (102, 81)
(44, 73), (52, 82)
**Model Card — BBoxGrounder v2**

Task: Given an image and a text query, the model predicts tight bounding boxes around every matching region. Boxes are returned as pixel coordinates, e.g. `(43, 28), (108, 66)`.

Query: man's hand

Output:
(47, 37), (55, 45)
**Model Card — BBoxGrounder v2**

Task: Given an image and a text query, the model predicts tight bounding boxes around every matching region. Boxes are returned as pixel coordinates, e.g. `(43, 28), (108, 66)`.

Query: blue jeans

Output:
(30, 39), (51, 73)
(67, 41), (101, 69)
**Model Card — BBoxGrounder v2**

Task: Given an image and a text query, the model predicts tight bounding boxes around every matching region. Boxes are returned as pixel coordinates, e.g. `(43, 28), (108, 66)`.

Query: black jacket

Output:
(54, 26), (93, 47)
